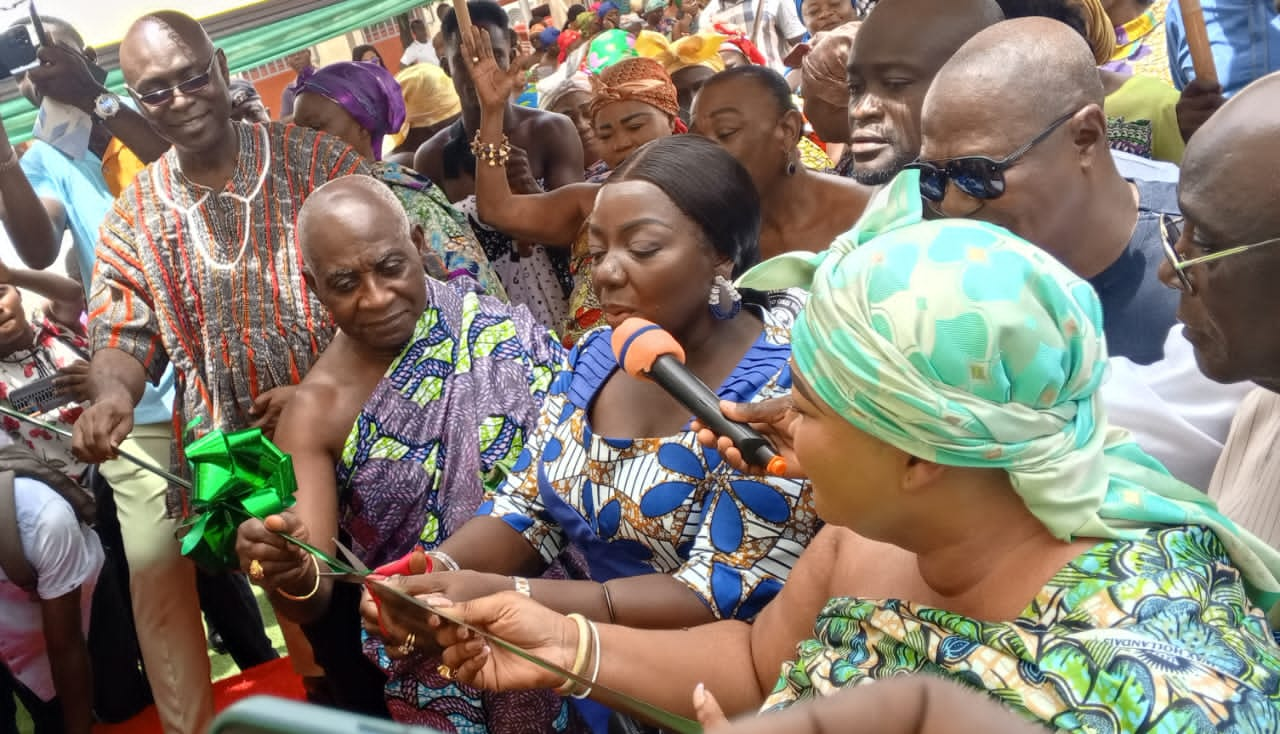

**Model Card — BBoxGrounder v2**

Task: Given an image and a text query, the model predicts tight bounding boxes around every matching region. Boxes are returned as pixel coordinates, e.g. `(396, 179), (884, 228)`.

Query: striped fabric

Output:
(697, 0), (807, 72)
(1209, 387), (1280, 550)
(89, 122), (367, 510)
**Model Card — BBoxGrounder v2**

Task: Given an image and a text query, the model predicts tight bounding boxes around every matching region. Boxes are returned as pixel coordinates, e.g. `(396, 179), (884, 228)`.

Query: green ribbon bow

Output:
(179, 428), (298, 571)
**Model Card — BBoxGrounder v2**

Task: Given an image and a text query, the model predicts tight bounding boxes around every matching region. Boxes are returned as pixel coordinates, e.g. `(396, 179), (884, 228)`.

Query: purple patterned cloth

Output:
(337, 278), (587, 731)
(297, 62), (407, 161)
(336, 277), (564, 566)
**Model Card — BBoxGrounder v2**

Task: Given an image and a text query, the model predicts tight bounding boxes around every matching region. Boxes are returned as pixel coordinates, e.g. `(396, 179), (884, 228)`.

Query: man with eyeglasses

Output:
(702, 17), (1243, 494)
(68, 11), (367, 733)
(0, 15), (285, 734)
(1157, 71), (1280, 549)
(911, 19), (1254, 491)
(915, 18), (1180, 366)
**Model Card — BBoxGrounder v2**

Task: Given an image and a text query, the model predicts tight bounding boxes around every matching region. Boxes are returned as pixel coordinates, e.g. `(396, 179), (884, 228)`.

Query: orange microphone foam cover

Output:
(611, 318), (686, 378)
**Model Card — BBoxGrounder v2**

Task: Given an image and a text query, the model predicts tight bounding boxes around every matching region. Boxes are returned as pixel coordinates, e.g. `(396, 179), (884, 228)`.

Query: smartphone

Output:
(210, 697), (441, 734)
(8, 374), (75, 416)
(0, 25), (38, 80)
(29, 1), (49, 48)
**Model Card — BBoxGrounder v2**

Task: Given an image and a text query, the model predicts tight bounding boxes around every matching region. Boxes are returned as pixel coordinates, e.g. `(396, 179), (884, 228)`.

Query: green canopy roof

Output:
(2, 0), (425, 143)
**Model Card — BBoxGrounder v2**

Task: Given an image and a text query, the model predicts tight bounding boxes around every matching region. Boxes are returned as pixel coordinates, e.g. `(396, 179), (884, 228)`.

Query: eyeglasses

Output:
(908, 110), (1077, 203)
(1160, 213), (1280, 295)
(128, 56), (218, 106)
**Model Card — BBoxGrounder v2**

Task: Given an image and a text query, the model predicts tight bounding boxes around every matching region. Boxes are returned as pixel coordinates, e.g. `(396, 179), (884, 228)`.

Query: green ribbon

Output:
(178, 428), (298, 571)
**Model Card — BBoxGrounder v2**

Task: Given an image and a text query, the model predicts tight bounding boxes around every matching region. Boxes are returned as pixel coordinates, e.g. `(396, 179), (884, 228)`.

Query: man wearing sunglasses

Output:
(910, 18), (1252, 492)
(915, 18), (1181, 367)
(0, 16), (285, 734)
(1158, 72), (1280, 549)
(68, 11), (368, 733)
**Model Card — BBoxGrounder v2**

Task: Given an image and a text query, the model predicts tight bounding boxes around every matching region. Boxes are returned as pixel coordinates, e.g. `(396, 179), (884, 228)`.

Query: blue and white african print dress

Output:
(480, 288), (819, 620)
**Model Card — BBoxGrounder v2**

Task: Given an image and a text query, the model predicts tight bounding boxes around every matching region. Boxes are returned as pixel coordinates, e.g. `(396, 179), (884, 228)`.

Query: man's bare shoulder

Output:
(285, 340), (371, 450)
(510, 105), (575, 141)
(413, 127), (453, 180)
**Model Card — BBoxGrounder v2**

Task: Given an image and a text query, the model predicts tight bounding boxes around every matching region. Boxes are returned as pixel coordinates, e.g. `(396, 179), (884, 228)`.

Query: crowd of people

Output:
(1, 0), (1280, 732)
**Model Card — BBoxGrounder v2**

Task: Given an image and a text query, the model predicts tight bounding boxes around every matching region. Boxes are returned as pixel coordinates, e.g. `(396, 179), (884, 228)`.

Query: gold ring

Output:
(248, 559), (265, 582)
(437, 664), (453, 680)
(398, 632), (417, 656)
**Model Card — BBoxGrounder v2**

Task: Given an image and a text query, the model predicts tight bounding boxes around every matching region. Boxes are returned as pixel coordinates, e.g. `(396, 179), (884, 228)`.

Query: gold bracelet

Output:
(429, 550), (460, 572)
(276, 554), (320, 601)
(571, 619), (601, 700)
(600, 582), (616, 623)
(469, 132), (511, 167)
(555, 612), (592, 695)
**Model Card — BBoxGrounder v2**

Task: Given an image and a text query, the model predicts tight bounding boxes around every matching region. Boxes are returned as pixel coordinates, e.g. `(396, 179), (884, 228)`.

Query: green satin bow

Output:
(179, 428), (297, 571)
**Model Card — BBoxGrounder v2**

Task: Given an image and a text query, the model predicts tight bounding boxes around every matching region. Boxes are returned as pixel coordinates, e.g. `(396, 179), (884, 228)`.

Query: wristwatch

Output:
(92, 92), (122, 120)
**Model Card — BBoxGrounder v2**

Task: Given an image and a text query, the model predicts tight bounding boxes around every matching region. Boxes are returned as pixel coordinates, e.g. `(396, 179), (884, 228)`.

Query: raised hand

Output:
(27, 43), (106, 113)
(459, 26), (522, 114)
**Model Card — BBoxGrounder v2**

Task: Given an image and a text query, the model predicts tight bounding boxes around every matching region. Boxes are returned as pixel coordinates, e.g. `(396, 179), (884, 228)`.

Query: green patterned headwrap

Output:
(741, 169), (1280, 617)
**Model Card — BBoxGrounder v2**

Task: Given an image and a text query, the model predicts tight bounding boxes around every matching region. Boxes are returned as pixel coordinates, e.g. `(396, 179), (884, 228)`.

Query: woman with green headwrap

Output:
(402, 170), (1280, 733)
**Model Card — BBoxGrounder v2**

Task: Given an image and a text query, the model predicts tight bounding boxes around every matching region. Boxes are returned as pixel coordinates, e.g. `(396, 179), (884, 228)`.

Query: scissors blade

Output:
(332, 537), (372, 574)
(364, 579), (702, 734)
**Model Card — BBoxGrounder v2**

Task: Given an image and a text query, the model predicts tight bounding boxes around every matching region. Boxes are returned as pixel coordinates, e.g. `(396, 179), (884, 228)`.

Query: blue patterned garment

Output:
(336, 278), (584, 733)
(480, 289), (820, 621)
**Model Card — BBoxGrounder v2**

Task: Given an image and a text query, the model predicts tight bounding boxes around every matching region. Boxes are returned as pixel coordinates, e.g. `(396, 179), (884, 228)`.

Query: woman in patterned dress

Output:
(362, 135), (821, 734)
(291, 61), (506, 299)
(416, 171), (1280, 733)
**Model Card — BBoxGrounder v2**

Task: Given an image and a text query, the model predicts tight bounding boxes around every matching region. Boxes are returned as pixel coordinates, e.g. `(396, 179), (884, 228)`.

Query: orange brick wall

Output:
(254, 72), (294, 119)
(372, 38), (407, 74)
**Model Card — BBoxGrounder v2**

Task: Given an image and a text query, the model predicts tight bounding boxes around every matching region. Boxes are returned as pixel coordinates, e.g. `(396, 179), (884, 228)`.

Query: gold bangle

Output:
(600, 582), (616, 623)
(429, 550), (460, 572)
(469, 131), (511, 167)
(555, 613), (591, 695)
(571, 620), (601, 700)
(276, 554), (320, 601)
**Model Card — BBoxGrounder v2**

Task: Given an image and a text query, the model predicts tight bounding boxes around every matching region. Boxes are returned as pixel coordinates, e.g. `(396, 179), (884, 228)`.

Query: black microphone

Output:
(611, 318), (788, 476)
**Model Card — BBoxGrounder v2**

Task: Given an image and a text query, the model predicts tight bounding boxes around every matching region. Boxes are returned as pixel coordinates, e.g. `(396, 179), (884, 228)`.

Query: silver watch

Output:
(93, 92), (122, 120)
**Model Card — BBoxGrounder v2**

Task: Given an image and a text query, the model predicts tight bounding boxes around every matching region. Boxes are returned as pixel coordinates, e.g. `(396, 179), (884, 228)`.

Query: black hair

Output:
(609, 136), (762, 277)
(704, 65), (797, 115)
(351, 44), (383, 64)
(442, 1), (511, 41)
(995, 0), (1087, 38)
(12, 15), (84, 49)
(566, 4), (588, 21)
(410, 18), (427, 27)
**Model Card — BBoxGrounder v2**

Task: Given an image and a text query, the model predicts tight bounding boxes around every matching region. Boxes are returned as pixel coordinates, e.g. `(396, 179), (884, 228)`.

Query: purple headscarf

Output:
(296, 61), (406, 161)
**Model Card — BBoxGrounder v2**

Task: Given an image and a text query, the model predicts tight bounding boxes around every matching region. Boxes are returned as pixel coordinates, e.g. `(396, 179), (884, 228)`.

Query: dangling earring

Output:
(708, 274), (742, 320)
(785, 159), (797, 176)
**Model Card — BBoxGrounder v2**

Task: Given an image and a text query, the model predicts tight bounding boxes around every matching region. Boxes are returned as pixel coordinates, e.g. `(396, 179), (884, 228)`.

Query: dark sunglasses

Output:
(908, 110), (1078, 203)
(128, 56), (218, 106)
